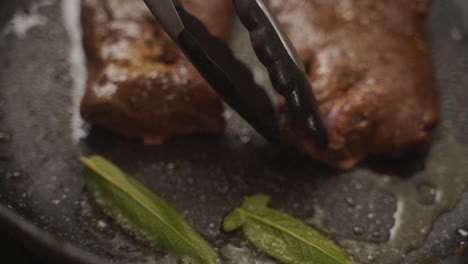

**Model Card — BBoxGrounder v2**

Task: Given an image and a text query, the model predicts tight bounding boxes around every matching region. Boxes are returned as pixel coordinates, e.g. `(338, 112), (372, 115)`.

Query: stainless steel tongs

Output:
(143, 0), (328, 146)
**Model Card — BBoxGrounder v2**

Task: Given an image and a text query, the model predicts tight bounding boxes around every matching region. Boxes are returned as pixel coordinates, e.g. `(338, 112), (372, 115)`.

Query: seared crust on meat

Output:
(267, 0), (438, 169)
(80, 0), (232, 144)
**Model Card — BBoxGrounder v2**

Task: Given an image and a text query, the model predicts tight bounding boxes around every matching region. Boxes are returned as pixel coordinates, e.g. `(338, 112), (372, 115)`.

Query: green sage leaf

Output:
(81, 155), (219, 264)
(223, 194), (354, 264)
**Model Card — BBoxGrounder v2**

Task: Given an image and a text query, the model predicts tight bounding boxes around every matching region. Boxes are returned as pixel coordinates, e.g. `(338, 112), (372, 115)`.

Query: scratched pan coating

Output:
(0, 0), (467, 263)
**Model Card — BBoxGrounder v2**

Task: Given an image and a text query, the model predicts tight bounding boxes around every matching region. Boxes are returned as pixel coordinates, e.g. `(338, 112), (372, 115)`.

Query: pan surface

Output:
(0, 0), (468, 263)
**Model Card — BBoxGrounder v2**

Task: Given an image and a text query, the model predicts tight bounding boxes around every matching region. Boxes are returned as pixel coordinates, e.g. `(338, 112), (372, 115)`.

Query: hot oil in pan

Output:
(229, 6), (468, 263)
(78, 187), (282, 264)
(62, 1), (468, 264)
(73, 21), (468, 264)
(79, 193), (178, 264)
(324, 141), (468, 263)
(72, 113), (468, 264)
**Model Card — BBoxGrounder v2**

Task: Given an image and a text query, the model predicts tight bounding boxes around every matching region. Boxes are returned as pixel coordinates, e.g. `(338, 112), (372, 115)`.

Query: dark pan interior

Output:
(0, 0), (468, 263)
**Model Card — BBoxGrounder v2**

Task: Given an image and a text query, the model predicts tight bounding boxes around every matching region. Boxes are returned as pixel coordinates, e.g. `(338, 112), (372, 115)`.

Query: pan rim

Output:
(0, 203), (108, 264)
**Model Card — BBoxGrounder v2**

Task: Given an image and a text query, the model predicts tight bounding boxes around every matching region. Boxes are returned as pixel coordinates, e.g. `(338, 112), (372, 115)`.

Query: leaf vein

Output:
(81, 158), (206, 260)
(236, 208), (345, 264)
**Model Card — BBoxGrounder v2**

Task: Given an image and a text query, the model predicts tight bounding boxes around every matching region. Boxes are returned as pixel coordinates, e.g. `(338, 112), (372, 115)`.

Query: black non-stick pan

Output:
(1, 0), (467, 263)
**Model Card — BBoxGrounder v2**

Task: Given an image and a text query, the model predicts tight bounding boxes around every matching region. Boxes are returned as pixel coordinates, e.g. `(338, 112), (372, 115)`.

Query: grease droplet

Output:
(417, 182), (438, 205)
(214, 183), (229, 194)
(353, 226), (364, 236)
(457, 229), (468, 237)
(0, 131), (12, 142)
(345, 197), (356, 207)
(223, 110), (233, 120)
(240, 135), (252, 145)
(372, 230), (382, 238)
(6, 170), (24, 180)
(97, 220), (108, 230)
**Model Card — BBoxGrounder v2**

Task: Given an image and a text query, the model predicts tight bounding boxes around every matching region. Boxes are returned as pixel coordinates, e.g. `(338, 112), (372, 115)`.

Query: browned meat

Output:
(267, 0), (439, 169)
(80, 0), (232, 144)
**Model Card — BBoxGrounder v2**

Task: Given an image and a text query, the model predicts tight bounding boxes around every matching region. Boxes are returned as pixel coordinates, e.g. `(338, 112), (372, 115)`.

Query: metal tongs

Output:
(143, 0), (328, 147)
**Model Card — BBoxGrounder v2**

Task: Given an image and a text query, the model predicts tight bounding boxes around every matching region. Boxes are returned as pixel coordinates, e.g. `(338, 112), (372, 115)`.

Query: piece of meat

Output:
(80, 0), (232, 144)
(266, 0), (438, 169)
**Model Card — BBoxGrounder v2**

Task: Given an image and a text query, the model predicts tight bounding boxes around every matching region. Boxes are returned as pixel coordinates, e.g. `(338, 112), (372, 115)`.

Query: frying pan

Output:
(0, 0), (467, 263)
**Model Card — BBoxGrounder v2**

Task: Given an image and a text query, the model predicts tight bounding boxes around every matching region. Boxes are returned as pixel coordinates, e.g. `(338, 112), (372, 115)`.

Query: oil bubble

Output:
(416, 182), (438, 205)
(166, 163), (176, 170)
(353, 226), (364, 236)
(371, 230), (382, 239)
(240, 135), (252, 145)
(345, 197), (356, 207)
(0, 131), (12, 142)
(456, 229), (468, 237)
(6, 170), (24, 180)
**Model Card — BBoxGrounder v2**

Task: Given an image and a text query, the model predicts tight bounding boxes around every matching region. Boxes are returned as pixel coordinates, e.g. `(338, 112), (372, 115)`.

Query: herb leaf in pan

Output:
(223, 194), (354, 264)
(81, 155), (220, 264)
